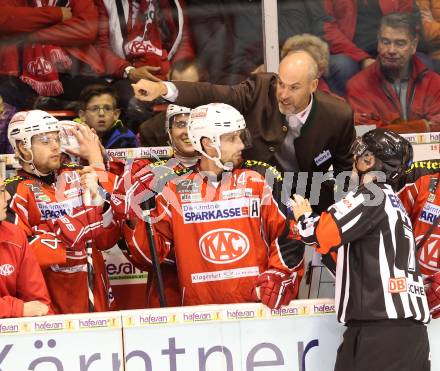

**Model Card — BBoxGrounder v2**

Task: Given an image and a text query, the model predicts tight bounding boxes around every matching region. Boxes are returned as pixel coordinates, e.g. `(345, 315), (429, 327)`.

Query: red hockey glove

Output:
(253, 270), (296, 309)
(36, 205), (103, 250)
(109, 190), (128, 222)
(110, 171), (154, 222)
(424, 272), (440, 319)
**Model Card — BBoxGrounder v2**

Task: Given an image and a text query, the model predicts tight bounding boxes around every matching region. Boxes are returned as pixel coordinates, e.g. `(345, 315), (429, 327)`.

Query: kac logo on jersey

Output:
(417, 234), (440, 275)
(0, 264), (14, 276)
(199, 228), (250, 264)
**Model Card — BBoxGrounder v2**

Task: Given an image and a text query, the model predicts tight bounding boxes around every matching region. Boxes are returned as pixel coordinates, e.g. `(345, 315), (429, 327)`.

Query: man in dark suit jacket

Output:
(134, 51), (355, 211)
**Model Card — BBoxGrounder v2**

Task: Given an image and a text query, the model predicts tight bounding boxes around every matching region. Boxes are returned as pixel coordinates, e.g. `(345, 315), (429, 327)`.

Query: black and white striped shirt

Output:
(299, 182), (430, 324)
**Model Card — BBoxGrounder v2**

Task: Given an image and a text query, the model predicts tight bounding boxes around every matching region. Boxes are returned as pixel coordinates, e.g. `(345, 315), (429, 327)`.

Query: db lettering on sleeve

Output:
(388, 277), (425, 297)
(388, 277), (407, 293)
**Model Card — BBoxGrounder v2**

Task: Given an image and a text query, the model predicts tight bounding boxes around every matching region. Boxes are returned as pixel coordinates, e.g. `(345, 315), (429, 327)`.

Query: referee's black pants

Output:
(334, 319), (430, 371)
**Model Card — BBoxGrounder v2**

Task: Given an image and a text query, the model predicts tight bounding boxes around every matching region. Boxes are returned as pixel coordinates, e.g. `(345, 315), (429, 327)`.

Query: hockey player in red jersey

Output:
(5, 110), (117, 314)
(398, 160), (440, 319)
(110, 104), (195, 308)
(292, 129), (429, 371)
(121, 103), (302, 308)
(399, 169), (440, 278)
(0, 176), (53, 318)
(112, 104), (196, 223)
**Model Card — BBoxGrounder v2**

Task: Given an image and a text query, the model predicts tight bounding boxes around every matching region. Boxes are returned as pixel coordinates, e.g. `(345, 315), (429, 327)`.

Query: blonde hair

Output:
(281, 34), (330, 76)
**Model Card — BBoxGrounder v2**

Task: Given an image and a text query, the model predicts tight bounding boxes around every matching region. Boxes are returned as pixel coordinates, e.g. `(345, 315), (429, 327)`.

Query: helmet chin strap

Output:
(173, 152), (199, 168)
(19, 148), (51, 177)
(199, 145), (233, 171)
(216, 158), (233, 171)
(169, 137), (200, 168)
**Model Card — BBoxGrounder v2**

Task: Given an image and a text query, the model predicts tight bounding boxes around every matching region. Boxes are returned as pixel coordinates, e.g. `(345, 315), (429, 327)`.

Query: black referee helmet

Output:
(353, 128), (413, 184)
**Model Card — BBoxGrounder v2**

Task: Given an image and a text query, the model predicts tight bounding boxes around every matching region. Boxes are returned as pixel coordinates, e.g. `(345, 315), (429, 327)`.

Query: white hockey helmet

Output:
(59, 120), (81, 163)
(187, 103), (249, 170)
(165, 104), (191, 135)
(8, 110), (59, 152)
(7, 110), (60, 176)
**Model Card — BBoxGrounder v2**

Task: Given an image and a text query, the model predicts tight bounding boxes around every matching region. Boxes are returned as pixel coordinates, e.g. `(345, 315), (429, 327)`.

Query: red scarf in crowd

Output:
(20, 0), (72, 96)
(123, 0), (169, 79)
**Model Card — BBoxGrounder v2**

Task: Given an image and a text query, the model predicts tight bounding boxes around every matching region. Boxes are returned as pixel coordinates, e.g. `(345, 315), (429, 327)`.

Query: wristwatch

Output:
(123, 66), (135, 78)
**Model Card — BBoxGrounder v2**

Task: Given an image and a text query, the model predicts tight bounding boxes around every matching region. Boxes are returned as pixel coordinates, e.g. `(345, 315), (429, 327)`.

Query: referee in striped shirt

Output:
(292, 128), (430, 371)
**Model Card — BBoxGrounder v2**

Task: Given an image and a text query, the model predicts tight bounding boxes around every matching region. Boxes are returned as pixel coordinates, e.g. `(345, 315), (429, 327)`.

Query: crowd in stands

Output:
(1, 1), (440, 321)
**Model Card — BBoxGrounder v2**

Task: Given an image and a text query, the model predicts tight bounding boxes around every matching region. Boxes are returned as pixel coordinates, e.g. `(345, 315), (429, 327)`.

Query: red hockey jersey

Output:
(123, 165), (296, 306)
(399, 173), (440, 276)
(0, 221), (52, 318)
(5, 165), (119, 314)
(111, 158), (182, 308)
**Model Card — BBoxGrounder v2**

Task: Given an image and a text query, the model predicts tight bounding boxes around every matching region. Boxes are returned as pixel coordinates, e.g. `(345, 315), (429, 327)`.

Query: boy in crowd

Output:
(78, 84), (139, 149)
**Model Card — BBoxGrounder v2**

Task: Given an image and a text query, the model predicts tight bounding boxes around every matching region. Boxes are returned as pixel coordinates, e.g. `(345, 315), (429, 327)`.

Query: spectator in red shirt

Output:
(347, 13), (440, 133)
(0, 4), (72, 36)
(320, 0), (418, 96)
(0, 177), (52, 318)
